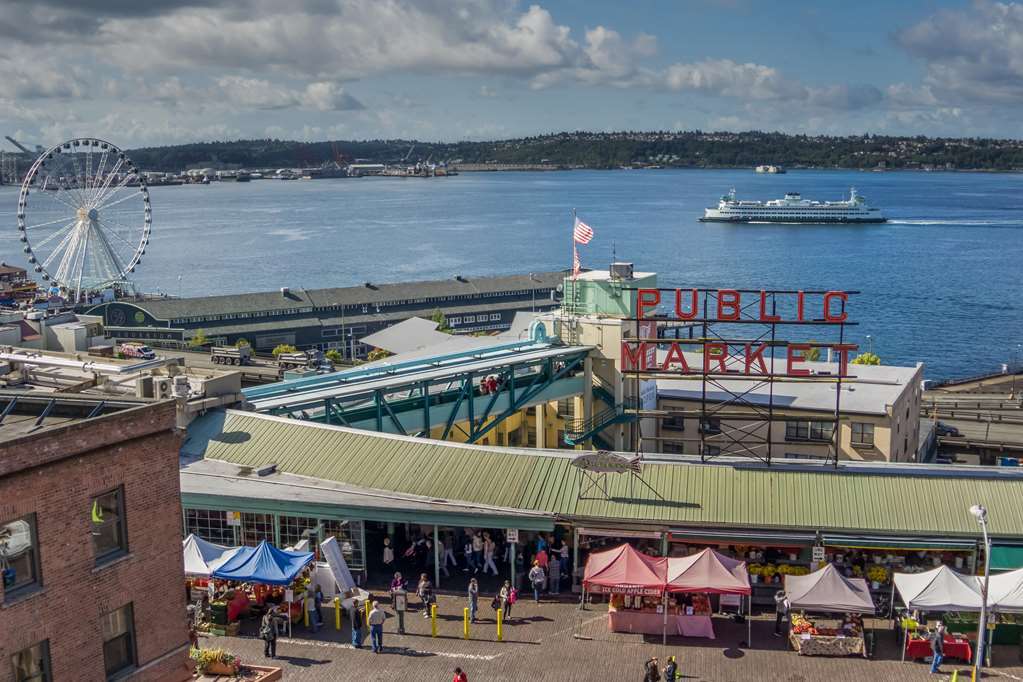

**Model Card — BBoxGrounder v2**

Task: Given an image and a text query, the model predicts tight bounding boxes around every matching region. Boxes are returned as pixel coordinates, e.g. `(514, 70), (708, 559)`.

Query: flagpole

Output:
(572, 208), (577, 281)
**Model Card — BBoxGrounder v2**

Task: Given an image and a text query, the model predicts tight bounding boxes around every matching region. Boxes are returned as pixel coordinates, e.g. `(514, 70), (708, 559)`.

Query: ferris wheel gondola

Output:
(16, 138), (151, 303)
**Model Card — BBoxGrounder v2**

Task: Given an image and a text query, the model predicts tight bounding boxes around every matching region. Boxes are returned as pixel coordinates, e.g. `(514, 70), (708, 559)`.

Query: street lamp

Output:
(528, 273), (540, 312)
(866, 334), (873, 356)
(970, 504), (991, 678)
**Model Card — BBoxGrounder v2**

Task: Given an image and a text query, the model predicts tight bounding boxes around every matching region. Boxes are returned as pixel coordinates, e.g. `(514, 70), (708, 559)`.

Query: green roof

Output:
(185, 410), (1023, 540)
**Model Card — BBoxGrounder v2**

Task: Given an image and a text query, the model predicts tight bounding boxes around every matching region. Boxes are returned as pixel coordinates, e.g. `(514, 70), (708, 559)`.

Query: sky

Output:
(4, 0), (1023, 147)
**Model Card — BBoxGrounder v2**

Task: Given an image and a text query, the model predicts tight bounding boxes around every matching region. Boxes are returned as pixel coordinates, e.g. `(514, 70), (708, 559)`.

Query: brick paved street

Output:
(197, 593), (1023, 678)
(200, 593), (1023, 681)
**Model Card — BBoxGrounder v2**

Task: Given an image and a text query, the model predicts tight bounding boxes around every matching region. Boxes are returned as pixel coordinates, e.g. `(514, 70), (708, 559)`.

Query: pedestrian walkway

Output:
(200, 593), (1023, 680)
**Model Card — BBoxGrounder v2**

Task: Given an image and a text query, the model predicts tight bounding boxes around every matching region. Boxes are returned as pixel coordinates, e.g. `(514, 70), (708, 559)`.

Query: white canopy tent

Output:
(785, 564), (875, 613)
(893, 566), (984, 612)
(988, 568), (1023, 613)
(182, 534), (242, 577)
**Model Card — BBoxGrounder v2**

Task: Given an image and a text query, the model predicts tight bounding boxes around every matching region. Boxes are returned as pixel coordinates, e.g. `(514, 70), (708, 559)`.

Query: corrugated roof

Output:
(138, 271), (566, 321)
(185, 410), (1023, 539)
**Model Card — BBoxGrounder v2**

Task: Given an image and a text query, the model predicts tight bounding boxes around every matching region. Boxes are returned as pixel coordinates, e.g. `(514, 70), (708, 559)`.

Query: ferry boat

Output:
(700, 188), (886, 224)
(754, 164), (785, 174)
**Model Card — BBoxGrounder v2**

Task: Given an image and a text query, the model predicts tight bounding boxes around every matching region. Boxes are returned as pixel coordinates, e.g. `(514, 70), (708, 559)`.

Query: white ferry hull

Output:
(701, 188), (886, 224)
(700, 214), (886, 224)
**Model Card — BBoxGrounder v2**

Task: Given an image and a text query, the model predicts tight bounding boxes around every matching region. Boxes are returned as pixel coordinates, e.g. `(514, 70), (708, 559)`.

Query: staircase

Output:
(563, 398), (638, 447)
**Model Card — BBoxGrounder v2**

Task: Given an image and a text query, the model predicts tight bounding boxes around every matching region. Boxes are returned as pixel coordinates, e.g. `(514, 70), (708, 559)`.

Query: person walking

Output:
(498, 580), (513, 620)
(453, 667), (469, 682)
(528, 561), (546, 603)
(548, 553), (561, 595)
(773, 590), (789, 637)
(443, 534), (458, 575)
(483, 533), (499, 576)
(471, 531), (484, 574)
(663, 655), (679, 681)
(368, 601), (386, 653)
(307, 584), (324, 631)
(468, 577), (479, 623)
(260, 606), (284, 659)
(350, 601), (364, 648)
(463, 534), (475, 572)
(644, 656), (661, 682)
(417, 574), (434, 618)
(929, 622), (945, 674)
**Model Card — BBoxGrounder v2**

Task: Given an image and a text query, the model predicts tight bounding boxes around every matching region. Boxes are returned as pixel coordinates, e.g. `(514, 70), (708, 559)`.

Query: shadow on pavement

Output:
(275, 655), (330, 667)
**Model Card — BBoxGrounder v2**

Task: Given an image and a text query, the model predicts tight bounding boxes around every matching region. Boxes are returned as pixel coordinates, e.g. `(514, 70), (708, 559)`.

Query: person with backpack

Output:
(350, 601), (364, 648)
(644, 656), (661, 682)
(528, 560), (546, 603)
(260, 606), (284, 659)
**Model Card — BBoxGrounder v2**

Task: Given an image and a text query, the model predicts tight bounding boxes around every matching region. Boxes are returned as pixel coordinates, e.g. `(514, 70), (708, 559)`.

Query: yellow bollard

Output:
(303, 594), (310, 628)
(496, 607), (503, 642)
(463, 607), (470, 639)
(431, 603), (438, 637)
(334, 597), (341, 631)
(364, 598), (371, 623)
(951, 670), (958, 682)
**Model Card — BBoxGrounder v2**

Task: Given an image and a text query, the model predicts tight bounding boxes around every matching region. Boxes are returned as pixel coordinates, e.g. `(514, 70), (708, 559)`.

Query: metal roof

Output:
(185, 410), (1023, 540)
(135, 271), (566, 321)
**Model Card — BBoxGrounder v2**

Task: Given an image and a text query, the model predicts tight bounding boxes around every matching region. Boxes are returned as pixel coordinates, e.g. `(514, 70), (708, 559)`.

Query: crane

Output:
(401, 144), (415, 163)
(5, 136), (31, 154)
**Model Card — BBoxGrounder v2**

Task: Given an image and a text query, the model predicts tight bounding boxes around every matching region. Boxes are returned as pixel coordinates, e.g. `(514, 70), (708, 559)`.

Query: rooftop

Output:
(657, 354), (923, 416)
(0, 391), (146, 443)
(184, 409), (1023, 539)
(126, 271), (567, 321)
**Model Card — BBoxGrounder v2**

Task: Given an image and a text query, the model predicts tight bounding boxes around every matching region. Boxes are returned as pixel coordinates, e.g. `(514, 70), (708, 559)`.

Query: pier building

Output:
(84, 271), (564, 360)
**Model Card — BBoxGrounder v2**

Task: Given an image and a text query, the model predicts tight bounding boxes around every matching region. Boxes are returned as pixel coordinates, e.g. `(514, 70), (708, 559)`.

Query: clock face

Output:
(108, 308), (126, 326)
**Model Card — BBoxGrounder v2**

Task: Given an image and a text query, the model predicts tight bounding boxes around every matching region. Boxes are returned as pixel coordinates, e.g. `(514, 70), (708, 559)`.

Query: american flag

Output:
(572, 245), (581, 278)
(573, 217), (594, 244)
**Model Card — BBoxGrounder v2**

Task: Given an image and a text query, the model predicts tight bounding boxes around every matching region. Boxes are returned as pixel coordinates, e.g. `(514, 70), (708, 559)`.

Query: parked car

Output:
(935, 422), (961, 438)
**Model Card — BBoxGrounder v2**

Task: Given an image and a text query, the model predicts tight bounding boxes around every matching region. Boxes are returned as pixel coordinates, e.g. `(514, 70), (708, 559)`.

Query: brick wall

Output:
(0, 404), (191, 682)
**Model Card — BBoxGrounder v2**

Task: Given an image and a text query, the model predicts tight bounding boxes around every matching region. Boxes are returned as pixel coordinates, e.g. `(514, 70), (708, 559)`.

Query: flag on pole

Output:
(573, 217), (594, 244)
(572, 245), (581, 279)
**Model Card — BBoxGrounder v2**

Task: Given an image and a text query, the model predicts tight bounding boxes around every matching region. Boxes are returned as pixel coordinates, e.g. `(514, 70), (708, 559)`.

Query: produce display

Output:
(189, 647), (241, 675)
(748, 563), (810, 583)
(790, 613), (863, 638)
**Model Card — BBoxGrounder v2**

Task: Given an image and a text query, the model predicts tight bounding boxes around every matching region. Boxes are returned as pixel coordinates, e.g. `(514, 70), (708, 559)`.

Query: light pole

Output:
(866, 334), (873, 356)
(970, 504), (991, 678)
(529, 273), (539, 312)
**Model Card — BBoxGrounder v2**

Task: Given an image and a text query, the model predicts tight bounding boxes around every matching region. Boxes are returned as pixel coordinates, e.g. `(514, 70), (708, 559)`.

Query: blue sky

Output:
(2, 0), (1023, 147)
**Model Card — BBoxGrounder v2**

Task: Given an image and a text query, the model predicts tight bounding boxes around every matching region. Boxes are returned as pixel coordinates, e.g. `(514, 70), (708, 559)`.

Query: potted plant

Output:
(190, 648), (241, 676)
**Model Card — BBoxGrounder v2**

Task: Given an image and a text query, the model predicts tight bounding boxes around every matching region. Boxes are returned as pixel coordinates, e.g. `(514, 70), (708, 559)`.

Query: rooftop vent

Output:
(255, 463), (278, 477)
(364, 281), (377, 290)
(280, 286), (290, 296)
(610, 262), (634, 280)
(455, 275), (467, 282)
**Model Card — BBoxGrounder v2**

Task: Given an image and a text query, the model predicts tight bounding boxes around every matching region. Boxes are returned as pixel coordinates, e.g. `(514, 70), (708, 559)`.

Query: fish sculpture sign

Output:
(621, 288), (859, 378)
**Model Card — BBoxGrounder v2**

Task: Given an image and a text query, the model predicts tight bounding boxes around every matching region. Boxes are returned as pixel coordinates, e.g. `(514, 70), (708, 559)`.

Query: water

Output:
(2, 169), (1022, 379)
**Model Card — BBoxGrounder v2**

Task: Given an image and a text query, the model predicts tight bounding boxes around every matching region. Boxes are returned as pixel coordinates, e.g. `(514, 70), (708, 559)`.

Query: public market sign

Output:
(622, 288), (859, 378)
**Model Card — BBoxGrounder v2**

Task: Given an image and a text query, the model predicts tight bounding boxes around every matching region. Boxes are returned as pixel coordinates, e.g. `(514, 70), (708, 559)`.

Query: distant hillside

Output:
(126, 131), (1023, 172)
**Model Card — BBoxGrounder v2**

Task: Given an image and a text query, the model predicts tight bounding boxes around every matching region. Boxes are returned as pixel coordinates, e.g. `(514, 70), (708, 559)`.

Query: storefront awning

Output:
(990, 545), (1023, 571)
(822, 535), (976, 552)
(669, 529), (816, 547)
(579, 527), (663, 540)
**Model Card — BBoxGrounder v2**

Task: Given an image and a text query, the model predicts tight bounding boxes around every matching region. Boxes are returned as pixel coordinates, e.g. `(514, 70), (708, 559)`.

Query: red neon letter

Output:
(796, 290), (805, 321)
(704, 343), (728, 373)
(787, 344), (811, 376)
(716, 289), (741, 321)
(661, 342), (691, 373)
(674, 288), (698, 320)
(744, 343), (769, 375)
(758, 291), (780, 322)
(832, 343), (858, 376)
(621, 341), (650, 371)
(823, 291), (848, 322)
(637, 289), (660, 319)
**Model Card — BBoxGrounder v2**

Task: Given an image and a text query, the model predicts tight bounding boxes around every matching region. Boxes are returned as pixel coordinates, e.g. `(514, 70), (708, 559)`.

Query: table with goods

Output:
(788, 613), (867, 657)
(904, 629), (973, 663)
(943, 612), (1022, 646)
(607, 593), (716, 638)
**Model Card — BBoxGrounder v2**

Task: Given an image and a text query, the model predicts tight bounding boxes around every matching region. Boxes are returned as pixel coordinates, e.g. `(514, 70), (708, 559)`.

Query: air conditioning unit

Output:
(610, 262), (634, 280)
(154, 377), (174, 400)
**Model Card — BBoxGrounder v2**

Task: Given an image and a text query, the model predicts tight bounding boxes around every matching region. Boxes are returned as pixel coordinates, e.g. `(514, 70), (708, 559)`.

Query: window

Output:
(184, 509), (235, 546)
(321, 519), (364, 570)
(662, 440), (684, 454)
(1, 514), (40, 598)
(489, 313), (501, 321)
(91, 488), (127, 564)
(448, 317), (461, 326)
(700, 418), (721, 434)
(703, 444), (721, 456)
(662, 415), (685, 431)
(101, 604), (136, 679)
(279, 516), (319, 552)
(240, 513), (273, 546)
(851, 422), (875, 447)
(785, 420), (834, 442)
(11, 641), (50, 682)
(463, 315), (475, 323)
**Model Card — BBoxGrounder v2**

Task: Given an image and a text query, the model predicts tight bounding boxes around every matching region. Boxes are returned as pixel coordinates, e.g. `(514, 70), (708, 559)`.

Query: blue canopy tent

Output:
(212, 540), (313, 585)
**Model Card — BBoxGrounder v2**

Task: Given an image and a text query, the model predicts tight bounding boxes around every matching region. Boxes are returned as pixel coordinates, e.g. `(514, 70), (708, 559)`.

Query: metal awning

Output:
(669, 528), (817, 547)
(822, 534), (976, 552)
(990, 545), (1023, 571)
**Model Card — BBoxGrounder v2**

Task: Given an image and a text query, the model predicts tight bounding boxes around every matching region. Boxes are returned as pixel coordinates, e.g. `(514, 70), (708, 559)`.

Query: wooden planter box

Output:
(204, 661), (240, 675)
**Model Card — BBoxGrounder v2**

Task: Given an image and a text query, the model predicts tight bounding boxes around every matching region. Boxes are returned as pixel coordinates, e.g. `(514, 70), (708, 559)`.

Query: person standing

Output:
(417, 574), (434, 618)
(453, 667), (469, 682)
(644, 656), (661, 682)
(382, 537), (394, 568)
(350, 601), (364, 648)
(468, 578), (479, 623)
(548, 554), (561, 595)
(390, 571), (407, 593)
(773, 590), (789, 637)
(260, 606), (284, 659)
(498, 580), (513, 620)
(368, 601), (386, 653)
(472, 531), (484, 574)
(463, 534), (475, 573)
(483, 533), (499, 576)
(307, 584), (324, 631)
(663, 655), (678, 681)
(444, 535), (458, 574)
(929, 622), (945, 674)
(528, 561), (546, 604)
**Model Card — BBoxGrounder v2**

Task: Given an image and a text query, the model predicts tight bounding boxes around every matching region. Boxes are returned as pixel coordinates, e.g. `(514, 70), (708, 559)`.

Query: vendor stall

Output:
(582, 543), (667, 636)
(893, 565), (984, 662)
(904, 632), (973, 662)
(665, 548), (751, 642)
(182, 534), (242, 577)
(784, 564), (875, 657)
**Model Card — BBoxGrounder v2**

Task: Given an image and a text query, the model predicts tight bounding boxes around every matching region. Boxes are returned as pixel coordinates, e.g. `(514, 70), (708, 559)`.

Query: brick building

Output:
(0, 395), (191, 682)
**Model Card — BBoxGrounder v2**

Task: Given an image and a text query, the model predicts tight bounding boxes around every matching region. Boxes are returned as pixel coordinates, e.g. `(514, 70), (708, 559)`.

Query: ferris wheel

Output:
(16, 138), (151, 302)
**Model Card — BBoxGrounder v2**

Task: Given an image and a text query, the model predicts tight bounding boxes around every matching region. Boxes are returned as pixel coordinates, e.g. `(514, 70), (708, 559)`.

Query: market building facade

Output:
(1, 397), (191, 682)
(180, 409), (1023, 611)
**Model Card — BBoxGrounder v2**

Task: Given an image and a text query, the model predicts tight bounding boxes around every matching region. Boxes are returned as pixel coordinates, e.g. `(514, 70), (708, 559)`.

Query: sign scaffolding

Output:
(621, 287), (859, 467)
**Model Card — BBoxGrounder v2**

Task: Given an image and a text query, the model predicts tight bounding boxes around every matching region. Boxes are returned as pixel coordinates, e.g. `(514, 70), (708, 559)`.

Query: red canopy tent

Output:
(666, 548), (751, 595)
(582, 543), (667, 596)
